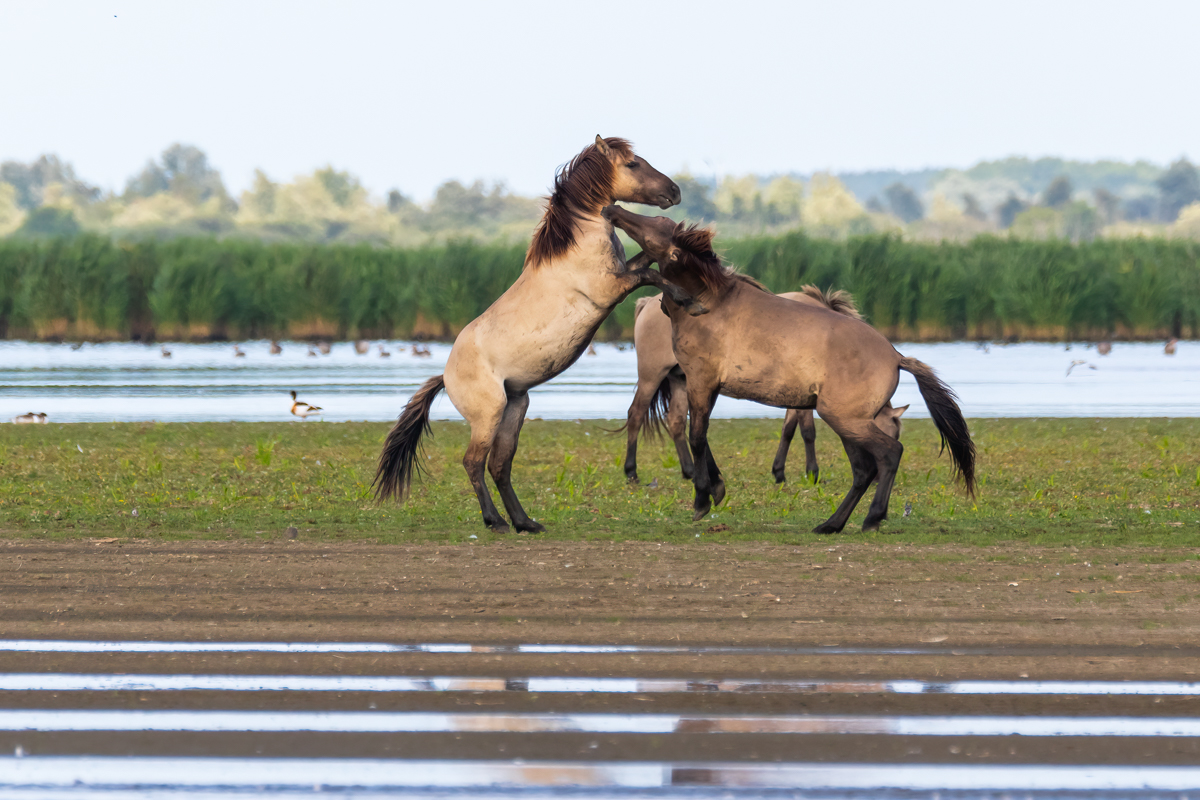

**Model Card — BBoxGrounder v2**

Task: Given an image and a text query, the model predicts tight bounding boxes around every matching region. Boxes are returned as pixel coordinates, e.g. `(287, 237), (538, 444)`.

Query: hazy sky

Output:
(2, 0), (1197, 200)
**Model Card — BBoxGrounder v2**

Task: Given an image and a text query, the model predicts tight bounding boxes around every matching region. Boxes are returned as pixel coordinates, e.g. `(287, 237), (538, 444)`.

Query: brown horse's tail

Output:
(898, 357), (976, 497)
(799, 284), (863, 320)
(373, 375), (445, 502)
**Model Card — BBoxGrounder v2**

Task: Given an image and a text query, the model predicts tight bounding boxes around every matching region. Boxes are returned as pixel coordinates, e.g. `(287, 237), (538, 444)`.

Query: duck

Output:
(160, 345), (172, 358)
(378, 344), (391, 358)
(412, 344), (431, 357)
(307, 346), (318, 357)
(12, 412), (48, 424)
(269, 341), (282, 355)
(289, 391), (323, 419)
(354, 340), (371, 355)
(1165, 338), (1179, 356)
(233, 345), (246, 358)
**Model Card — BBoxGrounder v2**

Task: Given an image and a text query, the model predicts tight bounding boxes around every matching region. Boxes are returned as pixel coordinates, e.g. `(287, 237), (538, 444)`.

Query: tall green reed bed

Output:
(1, 419), (1197, 546)
(1, 233), (1197, 340)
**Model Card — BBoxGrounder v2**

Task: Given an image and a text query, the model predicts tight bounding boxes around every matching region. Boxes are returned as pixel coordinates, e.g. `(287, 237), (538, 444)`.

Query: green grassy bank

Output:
(2, 419), (1197, 547)
(2, 233), (1198, 342)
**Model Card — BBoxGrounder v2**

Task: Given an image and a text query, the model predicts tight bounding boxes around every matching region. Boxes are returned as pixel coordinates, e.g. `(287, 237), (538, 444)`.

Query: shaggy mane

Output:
(526, 137), (633, 269)
(671, 223), (754, 296)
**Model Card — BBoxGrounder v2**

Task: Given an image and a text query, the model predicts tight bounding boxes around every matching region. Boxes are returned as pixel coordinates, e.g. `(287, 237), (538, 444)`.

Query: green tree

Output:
(15, 207), (81, 237)
(884, 183), (924, 223)
(125, 144), (229, 205)
(996, 194), (1028, 229)
(672, 174), (718, 221)
(0, 155), (99, 210)
(1042, 175), (1073, 208)
(1156, 158), (1200, 222)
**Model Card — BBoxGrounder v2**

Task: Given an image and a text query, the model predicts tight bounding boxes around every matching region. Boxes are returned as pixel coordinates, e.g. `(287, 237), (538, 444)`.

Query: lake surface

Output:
(1, 339), (1196, 423)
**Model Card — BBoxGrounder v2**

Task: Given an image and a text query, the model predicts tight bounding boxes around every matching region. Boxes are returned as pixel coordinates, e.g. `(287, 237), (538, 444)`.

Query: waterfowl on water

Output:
(412, 344), (431, 357)
(1165, 338), (1179, 355)
(307, 346), (318, 357)
(354, 340), (371, 355)
(378, 345), (391, 357)
(269, 341), (282, 355)
(317, 341), (331, 355)
(233, 345), (246, 358)
(12, 412), (48, 424)
(289, 391), (323, 419)
(161, 345), (172, 358)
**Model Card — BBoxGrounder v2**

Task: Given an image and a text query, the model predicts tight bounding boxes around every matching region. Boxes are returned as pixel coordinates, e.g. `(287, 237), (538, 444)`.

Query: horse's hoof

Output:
(625, 472), (639, 484)
(772, 470), (786, 484)
(488, 521), (511, 533)
(806, 470), (820, 484)
(692, 508), (710, 522)
(812, 522), (841, 534)
(516, 519), (546, 534)
(712, 481), (726, 507)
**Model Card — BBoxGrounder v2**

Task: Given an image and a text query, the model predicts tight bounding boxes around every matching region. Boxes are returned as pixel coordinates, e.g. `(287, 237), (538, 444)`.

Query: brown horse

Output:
(621, 286), (861, 485)
(604, 205), (976, 533)
(374, 137), (701, 533)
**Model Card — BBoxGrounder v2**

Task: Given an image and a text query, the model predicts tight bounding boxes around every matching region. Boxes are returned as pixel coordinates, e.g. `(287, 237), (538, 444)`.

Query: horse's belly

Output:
(720, 369), (818, 409)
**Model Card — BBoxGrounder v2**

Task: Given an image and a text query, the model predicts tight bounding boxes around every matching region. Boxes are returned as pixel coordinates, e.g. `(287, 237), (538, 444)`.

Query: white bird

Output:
(378, 344), (391, 357)
(307, 346), (318, 357)
(233, 345), (246, 358)
(12, 412), (48, 424)
(1066, 359), (1097, 376)
(290, 391), (323, 419)
(160, 345), (172, 358)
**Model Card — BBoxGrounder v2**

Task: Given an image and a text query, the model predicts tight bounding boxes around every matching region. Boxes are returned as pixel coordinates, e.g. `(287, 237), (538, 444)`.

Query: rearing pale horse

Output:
(375, 137), (697, 532)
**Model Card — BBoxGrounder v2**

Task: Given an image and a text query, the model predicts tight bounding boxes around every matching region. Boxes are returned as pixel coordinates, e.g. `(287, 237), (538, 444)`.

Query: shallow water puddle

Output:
(2, 709), (1199, 736)
(2, 757), (1200, 792)
(4, 673), (1200, 696)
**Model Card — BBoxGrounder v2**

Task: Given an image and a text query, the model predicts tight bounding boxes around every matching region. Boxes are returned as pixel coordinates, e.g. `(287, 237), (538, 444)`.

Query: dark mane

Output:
(672, 223), (746, 296)
(527, 137), (634, 268)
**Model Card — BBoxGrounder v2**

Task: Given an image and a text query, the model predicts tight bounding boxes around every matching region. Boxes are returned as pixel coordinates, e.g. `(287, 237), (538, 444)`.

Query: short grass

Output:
(1, 418), (1198, 547)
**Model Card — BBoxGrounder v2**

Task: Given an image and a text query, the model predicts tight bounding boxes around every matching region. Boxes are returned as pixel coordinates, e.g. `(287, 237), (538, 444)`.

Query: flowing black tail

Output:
(899, 357), (976, 497)
(373, 375), (445, 502)
(608, 374), (672, 439)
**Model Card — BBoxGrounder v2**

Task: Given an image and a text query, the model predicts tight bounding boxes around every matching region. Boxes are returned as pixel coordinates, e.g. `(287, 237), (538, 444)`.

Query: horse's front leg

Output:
(626, 268), (708, 317)
(686, 384), (721, 521)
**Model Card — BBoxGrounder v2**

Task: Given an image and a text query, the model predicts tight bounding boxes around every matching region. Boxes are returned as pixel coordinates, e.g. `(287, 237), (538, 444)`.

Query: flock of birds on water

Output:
(5, 336), (1187, 425)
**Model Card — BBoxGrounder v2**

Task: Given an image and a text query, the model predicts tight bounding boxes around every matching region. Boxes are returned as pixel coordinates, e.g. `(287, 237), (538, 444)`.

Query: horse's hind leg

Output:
(812, 433), (877, 534)
(799, 410), (820, 483)
(771, 410), (801, 484)
(860, 430), (904, 532)
(488, 392), (545, 533)
(622, 377), (660, 483)
(665, 370), (694, 479)
(452, 378), (509, 531)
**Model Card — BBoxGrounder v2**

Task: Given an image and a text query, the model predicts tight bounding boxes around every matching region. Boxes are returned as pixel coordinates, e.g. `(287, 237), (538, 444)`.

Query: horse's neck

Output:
(545, 215), (624, 280)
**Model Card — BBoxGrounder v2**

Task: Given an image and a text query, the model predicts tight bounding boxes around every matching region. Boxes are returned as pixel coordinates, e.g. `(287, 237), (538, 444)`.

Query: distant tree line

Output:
(3, 144), (1199, 245)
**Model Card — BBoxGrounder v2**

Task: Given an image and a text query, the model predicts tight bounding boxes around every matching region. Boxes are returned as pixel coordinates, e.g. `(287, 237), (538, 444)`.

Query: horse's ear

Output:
(666, 246), (682, 265)
(594, 135), (610, 156)
(892, 404), (910, 418)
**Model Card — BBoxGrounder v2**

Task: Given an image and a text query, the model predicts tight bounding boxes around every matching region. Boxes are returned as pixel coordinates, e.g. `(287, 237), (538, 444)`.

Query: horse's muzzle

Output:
(658, 182), (682, 209)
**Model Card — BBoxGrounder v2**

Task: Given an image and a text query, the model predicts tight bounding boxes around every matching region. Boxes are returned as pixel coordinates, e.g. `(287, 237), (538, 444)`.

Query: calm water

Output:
(0, 339), (1196, 423)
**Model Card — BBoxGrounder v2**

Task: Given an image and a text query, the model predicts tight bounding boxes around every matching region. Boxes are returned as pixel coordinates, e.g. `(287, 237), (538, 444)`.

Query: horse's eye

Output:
(627, 161), (639, 169)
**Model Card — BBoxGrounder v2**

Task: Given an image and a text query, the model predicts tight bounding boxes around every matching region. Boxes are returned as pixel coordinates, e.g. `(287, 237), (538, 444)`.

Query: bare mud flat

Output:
(3, 539), (1199, 680)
